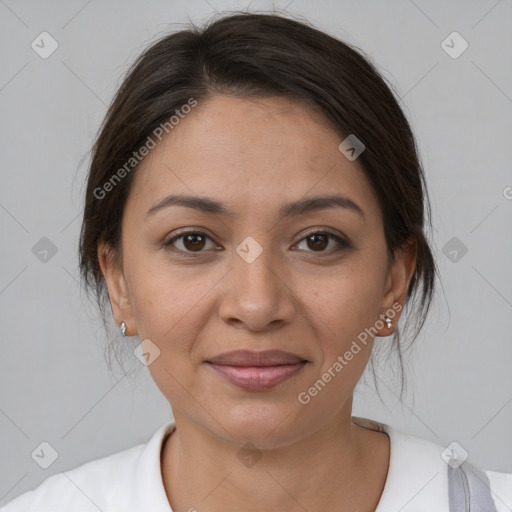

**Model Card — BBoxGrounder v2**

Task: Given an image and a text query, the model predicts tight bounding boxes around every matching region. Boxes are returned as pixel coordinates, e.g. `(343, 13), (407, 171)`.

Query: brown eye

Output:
(164, 231), (216, 253)
(182, 233), (207, 251)
(295, 231), (350, 253)
(164, 229), (350, 256)
(306, 233), (328, 251)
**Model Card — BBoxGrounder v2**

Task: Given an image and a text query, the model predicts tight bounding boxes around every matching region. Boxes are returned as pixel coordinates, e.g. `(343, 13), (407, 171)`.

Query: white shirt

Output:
(1, 417), (511, 511)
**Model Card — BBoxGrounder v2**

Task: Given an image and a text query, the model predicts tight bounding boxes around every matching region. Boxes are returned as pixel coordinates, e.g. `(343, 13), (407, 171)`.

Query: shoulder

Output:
(0, 444), (145, 512)
(352, 416), (512, 512)
(390, 425), (512, 512)
(0, 422), (175, 512)
(484, 469), (512, 512)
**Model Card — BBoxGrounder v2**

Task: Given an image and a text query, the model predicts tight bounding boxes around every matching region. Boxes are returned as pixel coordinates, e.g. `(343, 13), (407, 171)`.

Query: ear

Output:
(378, 238), (417, 334)
(97, 241), (137, 337)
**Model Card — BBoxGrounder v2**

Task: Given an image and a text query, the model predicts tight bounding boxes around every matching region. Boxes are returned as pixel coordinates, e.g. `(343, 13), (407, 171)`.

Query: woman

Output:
(2, 11), (510, 512)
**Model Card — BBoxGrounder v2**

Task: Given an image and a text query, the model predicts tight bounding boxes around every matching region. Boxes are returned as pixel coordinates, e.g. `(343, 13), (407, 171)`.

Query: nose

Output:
(218, 242), (296, 332)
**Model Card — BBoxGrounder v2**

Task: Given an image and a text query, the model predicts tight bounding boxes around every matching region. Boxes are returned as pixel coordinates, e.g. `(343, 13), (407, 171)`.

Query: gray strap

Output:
(448, 460), (498, 511)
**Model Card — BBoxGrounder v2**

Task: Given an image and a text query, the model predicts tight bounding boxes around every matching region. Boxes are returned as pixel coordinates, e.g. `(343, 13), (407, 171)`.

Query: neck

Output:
(160, 407), (390, 512)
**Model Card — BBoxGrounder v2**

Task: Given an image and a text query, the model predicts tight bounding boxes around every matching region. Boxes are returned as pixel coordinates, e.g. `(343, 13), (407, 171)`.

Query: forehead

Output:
(126, 95), (380, 223)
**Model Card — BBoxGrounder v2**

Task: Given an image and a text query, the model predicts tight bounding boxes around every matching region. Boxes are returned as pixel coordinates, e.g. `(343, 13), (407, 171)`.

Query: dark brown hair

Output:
(79, 11), (438, 399)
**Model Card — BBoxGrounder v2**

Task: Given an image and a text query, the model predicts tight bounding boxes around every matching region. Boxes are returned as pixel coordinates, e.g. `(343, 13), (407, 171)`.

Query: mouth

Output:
(205, 350), (308, 391)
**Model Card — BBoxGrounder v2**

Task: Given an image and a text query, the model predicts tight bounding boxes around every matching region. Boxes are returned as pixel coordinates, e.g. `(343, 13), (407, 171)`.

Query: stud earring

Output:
(384, 316), (392, 329)
(118, 321), (127, 337)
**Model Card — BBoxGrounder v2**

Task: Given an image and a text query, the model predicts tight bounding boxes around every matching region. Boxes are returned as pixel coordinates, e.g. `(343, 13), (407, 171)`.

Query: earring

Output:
(118, 321), (127, 337)
(384, 316), (392, 329)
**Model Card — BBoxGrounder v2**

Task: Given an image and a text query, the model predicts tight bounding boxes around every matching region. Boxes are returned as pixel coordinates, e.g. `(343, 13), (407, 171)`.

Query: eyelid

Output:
(294, 229), (351, 252)
(164, 229), (220, 252)
(163, 227), (351, 255)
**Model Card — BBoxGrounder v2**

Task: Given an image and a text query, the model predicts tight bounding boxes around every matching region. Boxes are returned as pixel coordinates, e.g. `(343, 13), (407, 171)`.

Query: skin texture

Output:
(98, 95), (417, 511)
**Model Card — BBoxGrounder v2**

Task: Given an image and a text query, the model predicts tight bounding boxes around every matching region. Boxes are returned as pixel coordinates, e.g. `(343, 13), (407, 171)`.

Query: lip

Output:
(205, 350), (308, 391)
(206, 349), (306, 366)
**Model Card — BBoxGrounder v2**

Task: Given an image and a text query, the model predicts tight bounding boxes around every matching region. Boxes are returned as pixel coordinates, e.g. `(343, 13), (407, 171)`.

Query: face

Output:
(99, 95), (415, 448)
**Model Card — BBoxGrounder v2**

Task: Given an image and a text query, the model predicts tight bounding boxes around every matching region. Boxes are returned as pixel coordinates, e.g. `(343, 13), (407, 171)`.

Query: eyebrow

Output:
(146, 194), (365, 221)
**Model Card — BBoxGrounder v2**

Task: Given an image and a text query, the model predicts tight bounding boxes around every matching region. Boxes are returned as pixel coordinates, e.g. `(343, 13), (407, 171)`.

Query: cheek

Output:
(298, 277), (380, 409)
(128, 264), (204, 400)
(125, 250), (204, 338)
(124, 253), (215, 386)
(300, 259), (385, 387)
(304, 264), (383, 339)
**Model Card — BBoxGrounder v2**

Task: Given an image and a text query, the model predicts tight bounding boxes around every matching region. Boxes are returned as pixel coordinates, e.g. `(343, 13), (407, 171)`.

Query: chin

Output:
(211, 404), (306, 448)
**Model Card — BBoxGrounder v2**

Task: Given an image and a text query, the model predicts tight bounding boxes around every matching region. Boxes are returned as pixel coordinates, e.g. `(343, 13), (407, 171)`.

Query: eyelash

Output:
(163, 229), (351, 256)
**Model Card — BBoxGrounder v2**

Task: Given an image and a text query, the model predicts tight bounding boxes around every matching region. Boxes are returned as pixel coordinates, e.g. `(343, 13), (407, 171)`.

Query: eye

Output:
(163, 230), (219, 253)
(294, 230), (351, 253)
(163, 229), (351, 255)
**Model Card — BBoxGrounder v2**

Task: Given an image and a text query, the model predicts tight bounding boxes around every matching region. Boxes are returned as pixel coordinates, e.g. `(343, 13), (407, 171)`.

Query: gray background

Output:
(1, 0), (511, 505)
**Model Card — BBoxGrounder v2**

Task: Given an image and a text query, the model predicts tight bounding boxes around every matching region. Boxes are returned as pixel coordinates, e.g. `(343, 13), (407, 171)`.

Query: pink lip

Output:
(207, 361), (307, 390)
(207, 349), (306, 366)
(205, 349), (308, 391)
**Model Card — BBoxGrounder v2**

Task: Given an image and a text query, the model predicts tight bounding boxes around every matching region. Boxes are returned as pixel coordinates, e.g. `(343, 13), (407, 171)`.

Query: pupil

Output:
(309, 234), (327, 250)
(185, 234), (204, 251)
(181, 233), (329, 252)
